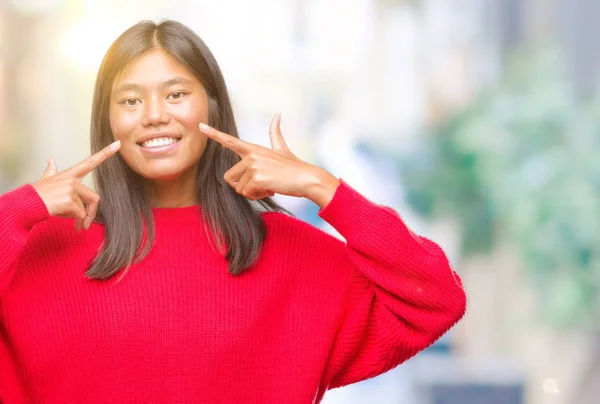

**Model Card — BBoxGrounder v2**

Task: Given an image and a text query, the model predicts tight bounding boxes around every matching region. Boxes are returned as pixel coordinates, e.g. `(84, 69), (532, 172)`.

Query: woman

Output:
(0, 19), (466, 403)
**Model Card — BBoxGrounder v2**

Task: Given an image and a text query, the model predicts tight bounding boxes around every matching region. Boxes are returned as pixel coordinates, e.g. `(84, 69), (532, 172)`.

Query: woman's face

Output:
(109, 48), (209, 182)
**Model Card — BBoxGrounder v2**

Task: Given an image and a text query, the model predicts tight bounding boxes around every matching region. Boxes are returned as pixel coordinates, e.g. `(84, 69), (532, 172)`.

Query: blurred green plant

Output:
(399, 50), (600, 329)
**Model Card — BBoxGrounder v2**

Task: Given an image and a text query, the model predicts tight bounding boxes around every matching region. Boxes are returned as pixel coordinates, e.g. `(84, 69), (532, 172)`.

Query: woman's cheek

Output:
(111, 112), (138, 140)
(174, 100), (208, 128)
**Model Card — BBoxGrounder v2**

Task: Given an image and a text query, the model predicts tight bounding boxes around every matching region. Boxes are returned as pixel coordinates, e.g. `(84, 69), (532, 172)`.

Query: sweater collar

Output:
(151, 204), (203, 225)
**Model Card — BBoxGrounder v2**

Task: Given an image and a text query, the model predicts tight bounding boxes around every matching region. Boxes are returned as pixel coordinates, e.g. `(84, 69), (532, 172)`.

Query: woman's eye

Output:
(121, 98), (139, 106)
(168, 91), (186, 100)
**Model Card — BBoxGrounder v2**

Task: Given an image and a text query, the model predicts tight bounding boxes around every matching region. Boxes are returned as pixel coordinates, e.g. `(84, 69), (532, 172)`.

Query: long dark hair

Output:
(86, 19), (293, 281)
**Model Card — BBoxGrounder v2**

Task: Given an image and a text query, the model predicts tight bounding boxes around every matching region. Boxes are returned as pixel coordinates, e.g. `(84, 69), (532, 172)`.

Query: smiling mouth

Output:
(136, 137), (182, 148)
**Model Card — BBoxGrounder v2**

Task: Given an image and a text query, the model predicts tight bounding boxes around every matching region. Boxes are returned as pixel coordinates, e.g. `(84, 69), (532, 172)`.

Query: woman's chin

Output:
(139, 168), (185, 182)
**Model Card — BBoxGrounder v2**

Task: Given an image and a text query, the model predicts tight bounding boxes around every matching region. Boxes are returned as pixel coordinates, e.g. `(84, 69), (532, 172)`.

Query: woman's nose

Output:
(141, 97), (170, 127)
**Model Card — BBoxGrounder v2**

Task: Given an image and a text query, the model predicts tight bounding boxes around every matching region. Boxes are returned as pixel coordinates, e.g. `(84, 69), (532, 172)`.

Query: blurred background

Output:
(0, 0), (597, 403)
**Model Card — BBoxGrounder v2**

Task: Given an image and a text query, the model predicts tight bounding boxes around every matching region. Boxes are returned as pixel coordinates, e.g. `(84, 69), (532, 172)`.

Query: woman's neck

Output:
(144, 170), (199, 208)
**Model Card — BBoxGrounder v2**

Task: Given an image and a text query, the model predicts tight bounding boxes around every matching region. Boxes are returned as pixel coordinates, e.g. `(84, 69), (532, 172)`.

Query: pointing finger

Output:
(67, 140), (121, 179)
(199, 123), (253, 157)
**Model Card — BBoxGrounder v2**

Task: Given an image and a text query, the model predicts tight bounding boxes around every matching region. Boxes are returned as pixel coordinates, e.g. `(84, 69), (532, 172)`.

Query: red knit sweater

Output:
(0, 179), (466, 404)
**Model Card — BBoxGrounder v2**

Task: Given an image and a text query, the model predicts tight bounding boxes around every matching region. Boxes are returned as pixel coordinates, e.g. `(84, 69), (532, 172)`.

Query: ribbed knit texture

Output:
(0, 179), (466, 404)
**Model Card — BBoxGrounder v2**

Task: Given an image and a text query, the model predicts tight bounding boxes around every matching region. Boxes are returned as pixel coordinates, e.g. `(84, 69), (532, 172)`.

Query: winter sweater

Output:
(0, 179), (466, 403)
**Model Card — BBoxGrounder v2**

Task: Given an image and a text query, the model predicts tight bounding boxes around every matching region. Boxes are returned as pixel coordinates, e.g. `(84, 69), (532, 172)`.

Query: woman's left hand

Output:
(199, 115), (340, 207)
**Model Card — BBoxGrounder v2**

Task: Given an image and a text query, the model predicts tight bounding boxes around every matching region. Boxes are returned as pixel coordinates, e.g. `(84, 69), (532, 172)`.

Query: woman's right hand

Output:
(32, 140), (121, 232)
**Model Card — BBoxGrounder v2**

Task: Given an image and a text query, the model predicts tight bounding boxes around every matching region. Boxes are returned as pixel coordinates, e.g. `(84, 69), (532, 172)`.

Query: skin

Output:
(108, 47), (341, 210)
(199, 117), (341, 209)
(109, 48), (209, 208)
(34, 141), (122, 231)
(34, 49), (341, 233)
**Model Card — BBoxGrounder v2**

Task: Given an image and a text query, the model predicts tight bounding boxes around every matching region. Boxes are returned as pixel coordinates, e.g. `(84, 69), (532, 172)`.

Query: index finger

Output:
(199, 123), (253, 157)
(67, 140), (121, 178)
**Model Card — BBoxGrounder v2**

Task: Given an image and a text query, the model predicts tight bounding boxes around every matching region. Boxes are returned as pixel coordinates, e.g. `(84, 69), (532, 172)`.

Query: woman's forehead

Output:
(111, 49), (200, 93)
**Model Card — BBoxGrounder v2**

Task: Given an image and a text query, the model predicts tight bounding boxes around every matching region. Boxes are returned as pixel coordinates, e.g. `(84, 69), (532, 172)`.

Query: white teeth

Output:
(141, 137), (179, 148)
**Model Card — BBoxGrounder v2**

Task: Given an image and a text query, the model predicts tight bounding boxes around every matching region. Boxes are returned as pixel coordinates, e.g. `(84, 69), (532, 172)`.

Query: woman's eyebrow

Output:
(113, 77), (195, 93)
(163, 77), (195, 87)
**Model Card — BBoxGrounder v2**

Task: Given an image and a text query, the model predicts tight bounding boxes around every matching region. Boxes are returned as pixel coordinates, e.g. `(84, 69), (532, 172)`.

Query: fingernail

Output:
(276, 113), (281, 124)
(110, 140), (121, 150)
(199, 123), (209, 132)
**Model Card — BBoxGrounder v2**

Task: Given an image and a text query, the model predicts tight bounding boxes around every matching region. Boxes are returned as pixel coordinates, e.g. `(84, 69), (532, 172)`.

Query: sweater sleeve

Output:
(318, 179), (467, 389)
(0, 184), (50, 296)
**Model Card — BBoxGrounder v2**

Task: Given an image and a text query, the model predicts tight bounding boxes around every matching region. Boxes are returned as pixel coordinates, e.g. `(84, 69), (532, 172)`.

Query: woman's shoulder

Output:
(23, 216), (103, 261)
(258, 210), (354, 286)
(260, 210), (344, 249)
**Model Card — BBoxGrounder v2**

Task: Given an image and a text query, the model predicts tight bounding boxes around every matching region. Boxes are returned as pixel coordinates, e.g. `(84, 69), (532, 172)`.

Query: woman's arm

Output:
(198, 120), (466, 387)
(0, 184), (50, 296)
(315, 179), (467, 389)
